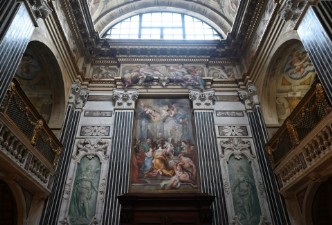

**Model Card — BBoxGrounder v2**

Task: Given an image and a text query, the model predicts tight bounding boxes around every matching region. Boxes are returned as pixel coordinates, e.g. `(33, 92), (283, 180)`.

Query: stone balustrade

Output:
(0, 79), (62, 192)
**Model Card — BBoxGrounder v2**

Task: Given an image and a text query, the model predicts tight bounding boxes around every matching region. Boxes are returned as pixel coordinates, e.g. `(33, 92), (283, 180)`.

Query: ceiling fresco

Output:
(87, 0), (241, 36)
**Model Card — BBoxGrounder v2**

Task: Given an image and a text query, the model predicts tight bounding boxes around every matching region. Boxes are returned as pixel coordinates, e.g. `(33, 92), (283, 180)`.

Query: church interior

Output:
(1, 0), (332, 225)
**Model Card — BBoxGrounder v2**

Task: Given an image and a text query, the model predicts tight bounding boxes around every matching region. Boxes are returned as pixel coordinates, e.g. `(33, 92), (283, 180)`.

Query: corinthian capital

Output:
(113, 89), (138, 109)
(238, 84), (259, 110)
(189, 89), (215, 109)
(69, 82), (89, 109)
(28, 0), (52, 19)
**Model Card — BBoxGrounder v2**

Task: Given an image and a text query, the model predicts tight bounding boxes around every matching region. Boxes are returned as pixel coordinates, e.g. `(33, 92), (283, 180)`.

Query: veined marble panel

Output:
(84, 111), (113, 117)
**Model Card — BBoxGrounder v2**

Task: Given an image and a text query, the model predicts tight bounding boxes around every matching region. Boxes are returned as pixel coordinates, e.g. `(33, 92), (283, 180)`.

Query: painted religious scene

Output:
(130, 99), (198, 192)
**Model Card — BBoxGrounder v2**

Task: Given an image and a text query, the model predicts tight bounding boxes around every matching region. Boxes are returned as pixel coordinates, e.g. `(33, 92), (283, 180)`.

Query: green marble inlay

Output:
(69, 156), (101, 225)
(228, 155), (261, 225)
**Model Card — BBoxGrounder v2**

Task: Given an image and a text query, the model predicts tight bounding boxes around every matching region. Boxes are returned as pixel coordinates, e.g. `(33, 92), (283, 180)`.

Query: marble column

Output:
(189, 89), (228, 225)
(101, 89), (138, 225)
(0, 0), (52, 104)
(39, 82), (89, 225)
(239, 84), (290, 225)
(281, 0), (332, 103)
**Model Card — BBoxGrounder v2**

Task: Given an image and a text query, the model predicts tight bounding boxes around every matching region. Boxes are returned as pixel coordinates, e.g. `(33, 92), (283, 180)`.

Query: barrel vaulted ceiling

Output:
(88, 0), (240, 37)
(62, 0), (266, 64)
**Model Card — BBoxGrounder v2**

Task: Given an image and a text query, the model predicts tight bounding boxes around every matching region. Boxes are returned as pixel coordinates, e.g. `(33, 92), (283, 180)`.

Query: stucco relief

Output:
(91, 66), (118, 80)
(208, 66), (237, 79)
(59, 138), (110, 225)
(121, 64), (206, 89)
(246, 0), (275, 65)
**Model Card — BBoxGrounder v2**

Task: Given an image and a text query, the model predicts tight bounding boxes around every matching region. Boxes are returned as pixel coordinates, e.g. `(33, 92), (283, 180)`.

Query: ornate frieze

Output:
(189, 89), (215, 109)
(238, 84), (259, 110)
(121, 64), (206, 89)
(27, 0), (52, 19)
(112, 89), (138, 109)
(69, 82), (89, 109)
(279, 0), (308, 26)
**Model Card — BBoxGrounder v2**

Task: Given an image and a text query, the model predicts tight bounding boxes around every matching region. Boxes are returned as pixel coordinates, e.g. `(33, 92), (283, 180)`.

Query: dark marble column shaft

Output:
(101, 90), (138, 225)
(0, 2), (35, 104)
(247, 106), (290, 225)
(189, 90), (228, 225)
(39, 83), (89, 225)
(297, 1), (332, 103)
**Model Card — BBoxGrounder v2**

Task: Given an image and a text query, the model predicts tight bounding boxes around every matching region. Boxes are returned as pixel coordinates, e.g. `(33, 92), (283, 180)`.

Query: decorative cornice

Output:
(69, 82), (89, 109)
(279, 0), (308, 26)
(189, 89), (215, 109)
(112, 89), (138, 109)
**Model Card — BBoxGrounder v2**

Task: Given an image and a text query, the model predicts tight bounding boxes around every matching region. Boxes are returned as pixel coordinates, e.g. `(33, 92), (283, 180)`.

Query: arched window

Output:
(102, 12), (222, 40)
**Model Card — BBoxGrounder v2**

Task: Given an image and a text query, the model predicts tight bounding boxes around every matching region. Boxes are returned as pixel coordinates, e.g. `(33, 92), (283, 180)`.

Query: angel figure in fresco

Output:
(161, 154), (196, 190)
(284, 49), (315, 80)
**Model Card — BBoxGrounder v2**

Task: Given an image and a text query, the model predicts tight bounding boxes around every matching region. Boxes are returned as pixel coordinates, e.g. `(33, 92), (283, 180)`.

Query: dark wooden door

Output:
(118, 193), (214, 225)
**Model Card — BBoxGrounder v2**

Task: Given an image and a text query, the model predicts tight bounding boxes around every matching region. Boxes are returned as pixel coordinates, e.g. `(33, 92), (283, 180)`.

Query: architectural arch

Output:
(15, 41), (66, 136)
(260, 38), (316, 130)
(0, 178), (26, 225)
(95, 1), (233, 37)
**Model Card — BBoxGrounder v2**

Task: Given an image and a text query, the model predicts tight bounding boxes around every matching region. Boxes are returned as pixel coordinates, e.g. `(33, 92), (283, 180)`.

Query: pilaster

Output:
(239, 84), (290, 225)
(189, 89), (229, 225)
(101, 89), (138, 225)
(39, 82), (89, 225)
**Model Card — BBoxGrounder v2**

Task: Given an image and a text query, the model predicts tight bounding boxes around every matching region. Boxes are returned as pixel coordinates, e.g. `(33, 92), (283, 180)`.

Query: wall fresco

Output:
(130, 98), (198, 192)
(274, 43), (316, 122)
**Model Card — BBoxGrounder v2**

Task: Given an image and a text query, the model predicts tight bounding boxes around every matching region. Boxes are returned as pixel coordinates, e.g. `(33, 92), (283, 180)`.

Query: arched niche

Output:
(0, 179), (26, 225)
(261, 40), (316, 134)
(15, 41), (66, 136)
(310, 177), (332, 225)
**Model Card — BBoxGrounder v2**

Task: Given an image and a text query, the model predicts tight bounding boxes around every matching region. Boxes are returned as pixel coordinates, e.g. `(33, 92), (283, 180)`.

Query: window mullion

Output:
(139, 14), (142, 39)
(182, 14), (185, 39)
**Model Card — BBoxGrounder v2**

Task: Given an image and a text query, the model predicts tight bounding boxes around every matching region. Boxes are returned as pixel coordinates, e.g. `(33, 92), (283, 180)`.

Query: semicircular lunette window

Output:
(102, 12), (222, 40)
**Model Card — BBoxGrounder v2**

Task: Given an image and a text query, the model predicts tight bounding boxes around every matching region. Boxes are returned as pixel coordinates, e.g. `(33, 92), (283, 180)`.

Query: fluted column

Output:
(239, 84), (290, 225)
(284, 0), (332, 103)
(0, 0), (52, 104)
(101, 89), (138, 225)
(189, 89), (228, 225)
(39, 82), (89, 225)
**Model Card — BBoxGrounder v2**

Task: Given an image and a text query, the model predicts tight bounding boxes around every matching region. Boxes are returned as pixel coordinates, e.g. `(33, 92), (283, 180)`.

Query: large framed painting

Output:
(130, 98), (199, 192)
